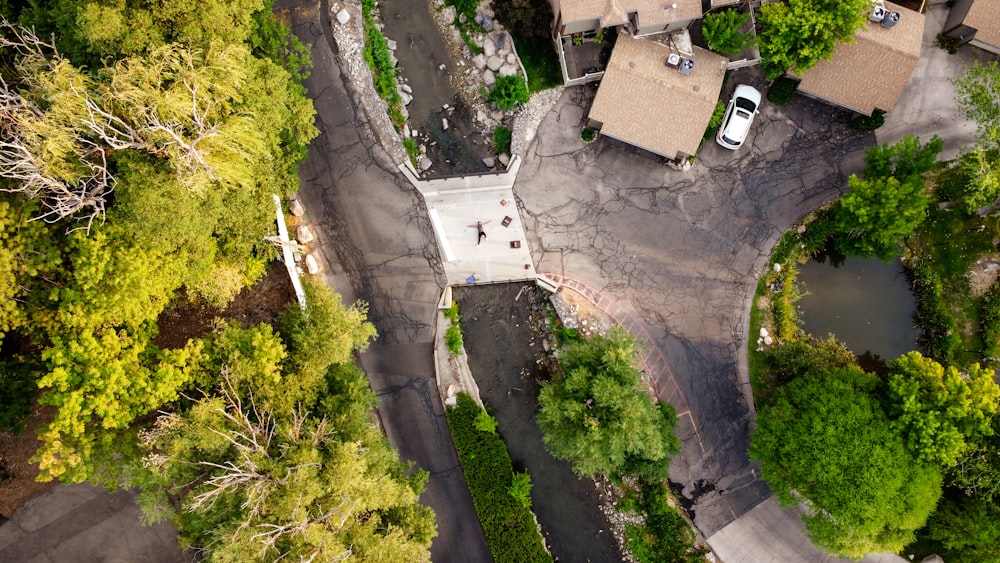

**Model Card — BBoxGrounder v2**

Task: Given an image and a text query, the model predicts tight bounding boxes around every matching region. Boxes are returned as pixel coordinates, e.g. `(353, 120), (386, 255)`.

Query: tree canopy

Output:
(537, 327), (680, 481)
(757, 0), (870, 80)
(954, 61), (1000, 212)
(749, 365), (942, 558)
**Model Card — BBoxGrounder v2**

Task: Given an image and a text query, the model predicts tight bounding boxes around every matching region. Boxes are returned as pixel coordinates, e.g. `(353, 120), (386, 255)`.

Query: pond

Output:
(454, 283), (623, 563)
(797, 257), (920, 364)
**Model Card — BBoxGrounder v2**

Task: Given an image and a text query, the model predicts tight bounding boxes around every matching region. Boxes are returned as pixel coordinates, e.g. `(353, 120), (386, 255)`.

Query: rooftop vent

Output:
(678, 57), (695, 75)
(881, 10), (901, 28)
(869, 5), (886, 23)
(665, 53), (681, 68)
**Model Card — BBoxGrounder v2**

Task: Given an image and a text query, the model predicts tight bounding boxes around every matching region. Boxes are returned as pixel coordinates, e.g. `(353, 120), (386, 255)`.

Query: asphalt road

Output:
(276, 1), (491, 561)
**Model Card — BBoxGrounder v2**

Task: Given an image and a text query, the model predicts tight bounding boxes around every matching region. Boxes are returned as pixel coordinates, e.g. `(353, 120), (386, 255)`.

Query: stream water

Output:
(797, 257), (919, 363)
(377, 0), (491, 175)
(455, 283), (623, 563)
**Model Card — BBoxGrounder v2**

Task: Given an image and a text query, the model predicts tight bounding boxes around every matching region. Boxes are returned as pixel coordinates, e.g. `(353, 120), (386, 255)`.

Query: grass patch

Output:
(622, 480), (708, 563)
(493, 126), (512, 155)
(403, 137), (419, 167)
(511, 35), (562, 92)
(446, 393), (551, 563)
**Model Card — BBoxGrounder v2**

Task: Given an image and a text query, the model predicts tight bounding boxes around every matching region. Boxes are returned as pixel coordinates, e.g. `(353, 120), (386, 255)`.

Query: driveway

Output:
(514, 69), (875, 553)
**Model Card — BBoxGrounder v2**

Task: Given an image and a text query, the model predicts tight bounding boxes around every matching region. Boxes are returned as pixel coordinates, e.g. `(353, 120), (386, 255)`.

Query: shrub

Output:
(702, 10), (755, 56)
(580, 127), (595, 143)
(850, 109), (886, 132)
(508, 472), (533, 509)
(493, 126), (512, 155)
(981, 279), (1000, 360)
(361, 2), (405, 129)
(767, 76), (798, 105)
(444, 302), (464, 355)
(403, 137), (419, 166)
(446, 393), (551, 562)
(474, 409), (498, 433)
(907, 259), (959, 364)
(624, 480), (707, 563)
(486, 75), (530, 110)
(0, 357), (37, 432)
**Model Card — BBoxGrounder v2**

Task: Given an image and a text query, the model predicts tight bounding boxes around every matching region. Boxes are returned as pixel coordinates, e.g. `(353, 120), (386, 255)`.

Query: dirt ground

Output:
(453, 282), (624, 562)
(0, 262), (295, 520)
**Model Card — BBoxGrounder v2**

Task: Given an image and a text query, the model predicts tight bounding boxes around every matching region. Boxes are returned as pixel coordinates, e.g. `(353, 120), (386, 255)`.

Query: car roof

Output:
(732, 84), (762, 105)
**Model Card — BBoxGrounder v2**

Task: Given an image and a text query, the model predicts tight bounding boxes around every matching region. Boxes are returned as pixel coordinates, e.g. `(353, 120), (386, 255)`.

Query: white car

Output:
(716, 85), (762, 150)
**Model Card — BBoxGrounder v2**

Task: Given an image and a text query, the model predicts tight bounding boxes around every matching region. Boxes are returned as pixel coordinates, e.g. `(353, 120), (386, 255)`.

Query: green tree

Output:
(885, 352), (1000, 467)
(537, 327), (680, 480)
(138, 326), (436, 561)
(702, 10), (755, 56)
(757, 0), (870, 80)
(750, 365), (942, 558)
(956, 60), (1000, 137)
(834, 174), (930, 259)
(927, 494), (1000, 563)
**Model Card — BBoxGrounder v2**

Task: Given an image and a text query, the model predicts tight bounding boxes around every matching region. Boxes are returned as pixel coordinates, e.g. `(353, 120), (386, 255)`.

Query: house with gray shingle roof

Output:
(555, 0), (702, 38)
(588, 32), (727, 160)
(796, 2), (924, 116)
(943, 0), (1000, 55)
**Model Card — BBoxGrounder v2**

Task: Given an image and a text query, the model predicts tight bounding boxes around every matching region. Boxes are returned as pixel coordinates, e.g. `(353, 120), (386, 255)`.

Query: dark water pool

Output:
(797, 257), (919, 362)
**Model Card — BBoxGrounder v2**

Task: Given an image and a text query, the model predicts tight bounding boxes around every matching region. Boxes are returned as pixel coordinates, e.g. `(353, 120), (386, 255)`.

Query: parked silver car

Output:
(716, 85), (762, 150)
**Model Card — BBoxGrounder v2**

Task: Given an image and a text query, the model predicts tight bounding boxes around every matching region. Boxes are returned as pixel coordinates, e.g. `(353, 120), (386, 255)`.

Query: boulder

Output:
(386, 38), (397, 51)
(482, 156), (495, 168)
(401, 83), (412, 94)
(440, 5), (456, 23)
(483, 36), (496, 58)
(759, 327), (769, 338)
(442, 118), (449, 131)
(498, 64), (517, 77)
(335, 8), (350, 24)
(498, 153), (510, 166)
(400, 91), (412, 106)
(495, 32), (507, 50)
(481, 15), (494, 32)
(472, 53), (486, 70)
(289, 198), (306, 217)
(486, 55), (503, 71)
(296, 225), (316, 244)
(482, 69), (496, 87)
(506, 53), (515, 64)
(458, 13), (466, 24)
(403, 124), (410, 138)
(417, 155), (432, 171)
(305, 253), (320, 274)
(476, 109), (488, 123)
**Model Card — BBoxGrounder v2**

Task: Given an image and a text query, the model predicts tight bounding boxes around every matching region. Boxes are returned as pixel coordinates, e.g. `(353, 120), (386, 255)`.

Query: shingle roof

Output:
(589, 34), (727, 159)
(561, 0), (701, 29)
(798, 3), (924, 115)
(966, 0), (1000, 48)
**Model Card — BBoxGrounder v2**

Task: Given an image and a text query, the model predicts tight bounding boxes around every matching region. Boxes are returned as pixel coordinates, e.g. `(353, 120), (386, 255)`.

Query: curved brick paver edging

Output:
(541, 273), (711, 457)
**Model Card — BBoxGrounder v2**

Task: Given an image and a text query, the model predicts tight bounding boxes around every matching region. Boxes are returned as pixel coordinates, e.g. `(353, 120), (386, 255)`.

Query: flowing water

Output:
(797, 257), (919, 363)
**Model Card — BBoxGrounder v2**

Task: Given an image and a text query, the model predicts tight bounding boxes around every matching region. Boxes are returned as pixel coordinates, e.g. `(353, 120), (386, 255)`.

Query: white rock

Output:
(335, 8), (350, 24)
(412, 129), (419, 137)
(483, 37), (496, 57)
(444, 395), (457, 407)
(763, 335), (773, 346)
(386, 38), (397, 50)
(498, 153), (510, 166)
(472, 53), (487, 70)
(440, 5), (456, 22)
(417, 155), (432, 171)
(289, 198), (305, 217)
(401, 83), (412, 94)
(400, 91), (412, 106)
(305, 253), (320, 274)
(482, 69), (496, 87)
(419, 144), (426, 154)
(486, 55), (503, 71)
(296, 225), (316, 244)
(498, 64), (517, 77)
(443, 103), (450, 110)
(403, 124), (410, 138)
(482, 156), (495, 168)
(773, 262), (782, 273)
(447, 384), (456, 398)
(506, 53), (515, 64)
(759, 327), (769, 338)
(438, 63), (446, 71)
(476, 109), (488, 122)
(442, 118), (449, 131)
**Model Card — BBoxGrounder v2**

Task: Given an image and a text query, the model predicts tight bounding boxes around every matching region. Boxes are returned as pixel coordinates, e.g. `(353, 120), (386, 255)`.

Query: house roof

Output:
(798, 3), (924, 115)
(966, 0), (1000, 48)
(561, 0), (701, 29)
(589, 33), (727, 159)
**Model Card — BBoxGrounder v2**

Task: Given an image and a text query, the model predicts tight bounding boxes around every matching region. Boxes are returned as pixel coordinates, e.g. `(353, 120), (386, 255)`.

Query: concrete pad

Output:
(878, 4), (994, 160)
(707, 496), (906, 563)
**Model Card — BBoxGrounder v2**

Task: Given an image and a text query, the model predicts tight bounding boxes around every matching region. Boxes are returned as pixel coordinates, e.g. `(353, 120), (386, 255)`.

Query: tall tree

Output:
(884, 352), (1000, 468)
(750, 365), (942, 558)
(758, 0), (870, 80)
(537, 327), (680, 481)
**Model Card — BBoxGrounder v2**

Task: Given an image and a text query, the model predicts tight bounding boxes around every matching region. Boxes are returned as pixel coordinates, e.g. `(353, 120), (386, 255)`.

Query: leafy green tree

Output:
(139, 326), (436, 561)
(884, 352), (1000, 467)
(834, 174), (929, 259)
(927, 494), (1000, 563)
(863, 134), (944, 180)
(750, 365), (942, 558)
(537, 327), (680, 480)
(702, 10), (755, 56)
(956, 60), (1000, 137)
(757, 0), (870, 80)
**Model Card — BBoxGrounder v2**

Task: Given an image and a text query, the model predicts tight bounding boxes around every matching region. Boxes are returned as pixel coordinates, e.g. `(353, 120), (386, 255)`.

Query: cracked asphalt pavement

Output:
(515, 69), (875, 536)
(278, 1), (490, 561)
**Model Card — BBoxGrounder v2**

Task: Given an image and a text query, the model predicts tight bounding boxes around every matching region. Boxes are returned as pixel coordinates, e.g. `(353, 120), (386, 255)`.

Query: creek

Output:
(797, 257), (920, 363)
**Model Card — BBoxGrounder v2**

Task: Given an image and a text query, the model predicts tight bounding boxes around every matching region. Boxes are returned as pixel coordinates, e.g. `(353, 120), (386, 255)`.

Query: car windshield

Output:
(735, 97), (757, 113)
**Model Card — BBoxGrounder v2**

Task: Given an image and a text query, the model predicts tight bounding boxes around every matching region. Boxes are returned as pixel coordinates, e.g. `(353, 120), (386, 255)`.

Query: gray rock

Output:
(482, 156), (495, 168)
(335, 8), (350, 24)
(495, 32), (507, 50)
(289, 198), (306, 217)
(458, 13), (466, 24)
(419, 144), (427, 154)
(474, 13), (483, 25)
(486, 55), (503, 71)
(400, 91), (412, 106)
(490, 110), (503, 121)
(442, 118), (449, 131)
(498, 64), (517, 77)
(403, 124), (410, 138)
(498, 153), (510, 166)
(462, 45), (471, 58)
(483, 36), (496, 58)
(386, 38), (397, 51)
(296, 225), (316, 244)
(482, 15), (494, 32)
(417, 155), (432, 171)
(471, 53), (486, 70)
(440, 5), (456, 23)
(401, 83), (412, 94)
(506, 53), (515, 64)
(482, 69), (496, 87)
(476, 109), (488, 122)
